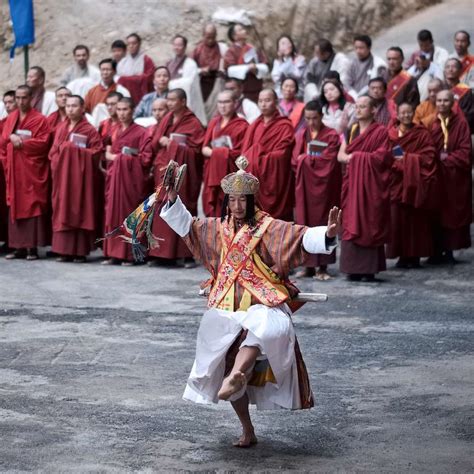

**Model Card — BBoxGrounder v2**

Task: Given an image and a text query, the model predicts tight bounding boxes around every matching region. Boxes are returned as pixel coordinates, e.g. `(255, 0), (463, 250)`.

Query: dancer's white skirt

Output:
(183, 304), (303, 410)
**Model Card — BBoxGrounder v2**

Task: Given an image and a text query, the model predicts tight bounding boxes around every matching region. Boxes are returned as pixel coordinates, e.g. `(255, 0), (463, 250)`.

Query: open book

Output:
(69, 133), (88, 148)
(121, 146), (139, 156)
(211, 135), (233, 149)
(15, 129), (32, 140)
(170, 133), (187, 146)
(307, 140), (328, 157)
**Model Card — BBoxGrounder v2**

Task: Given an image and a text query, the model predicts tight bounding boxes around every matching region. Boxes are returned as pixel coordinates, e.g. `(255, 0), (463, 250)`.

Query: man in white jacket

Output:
(347, 35), (387, 100)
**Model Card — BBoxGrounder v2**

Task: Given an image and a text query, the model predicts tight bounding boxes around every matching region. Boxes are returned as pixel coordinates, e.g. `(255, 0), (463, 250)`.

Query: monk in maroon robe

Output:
(148, 88), (205, 266)
(292, 100), (342, 280)
(99, 91), (122, 146)
(429, 90), (472, 262)
(117, 34), (155, 105)
(0, 91), (17, 250)
(385, 47), (420, 107)
(102, 97), (152, 265)
(241, 89), (295, 221)
(46, 87), (71, 137)
(444, 58), (474, 133)
(0, 86), (51, 260)
(201, 90), (248, 217)
(387, 103), (438, 267)
(49, 95), (103, 262)
(224, 24), (268, 102)
(338, 96), (393, 281)
(192, 23), (222, 102)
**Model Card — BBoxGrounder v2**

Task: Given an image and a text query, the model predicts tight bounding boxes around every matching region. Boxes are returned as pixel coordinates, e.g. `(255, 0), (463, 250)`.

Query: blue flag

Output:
(9, 0), (35, 59)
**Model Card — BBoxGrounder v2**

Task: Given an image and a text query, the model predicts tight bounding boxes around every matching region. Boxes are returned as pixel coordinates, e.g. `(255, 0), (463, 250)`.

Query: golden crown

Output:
(221, 156), (260, 195)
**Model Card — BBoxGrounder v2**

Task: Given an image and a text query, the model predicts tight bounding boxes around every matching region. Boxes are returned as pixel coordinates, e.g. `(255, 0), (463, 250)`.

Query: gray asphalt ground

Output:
(0, 233), (473, 472)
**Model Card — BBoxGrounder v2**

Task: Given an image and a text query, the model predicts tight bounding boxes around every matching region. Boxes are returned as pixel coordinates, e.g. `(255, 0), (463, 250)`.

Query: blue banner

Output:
(9, 0), (35, 59)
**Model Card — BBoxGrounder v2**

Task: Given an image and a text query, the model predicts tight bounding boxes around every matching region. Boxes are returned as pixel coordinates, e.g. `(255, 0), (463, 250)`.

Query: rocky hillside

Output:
(0, 0), (439, 91)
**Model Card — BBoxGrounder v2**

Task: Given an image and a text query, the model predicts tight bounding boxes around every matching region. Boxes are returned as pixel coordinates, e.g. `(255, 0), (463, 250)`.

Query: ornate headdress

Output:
(221, 156), (259, 195)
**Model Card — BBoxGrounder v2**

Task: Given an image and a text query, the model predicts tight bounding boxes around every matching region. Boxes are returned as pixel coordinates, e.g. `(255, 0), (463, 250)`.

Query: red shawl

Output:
(293, 124), (342, 226)
(202, 114), (248, 216)
(0, 109), (51, 221)
(46, 110), (67, 135)
(388, 124), (438, 210)
(242, 113), (295, 220)
(49, 118), (103, 232)
(341, 122), (393, 246)
(430, 112), (472, 229)
(192, 42), (221, 71)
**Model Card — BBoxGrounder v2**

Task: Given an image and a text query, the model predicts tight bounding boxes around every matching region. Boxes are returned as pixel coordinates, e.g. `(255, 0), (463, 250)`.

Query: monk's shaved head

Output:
(151, 98), (169, 121)
(436, 90), (454, 103)
(218, 90), (234, 101)
(258, 88), (278, 117)
(217, 90), (236, 117)
(259, 88), (278, 103)
(16, 85), (32, 97)
(168, 88), (187, 101)
(436, 89), (455, 116)
(203, 22), (217, 35)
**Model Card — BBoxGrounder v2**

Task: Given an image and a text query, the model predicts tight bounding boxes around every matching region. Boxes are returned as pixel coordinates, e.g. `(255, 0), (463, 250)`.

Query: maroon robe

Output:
(103, 123), (152, 261)
(202, 114), (248, 217)
(386, 70), (420, 108)
(0, 117), (7, 242)
(242, 112), (295, 221)
(340, 122), (393, 275)
(46, 110), (67, 136)
(0, 109), (51, 248)
(192, 41), (222, 102)
(224, 43), (268, 102)
(387, 124), (438, 258)
(293, 124), (342, 266)
(430, 112), (472, 250)
(149, 108), (205, 259)
(49, 118), (103, 256)
(117, 55), (155, 105)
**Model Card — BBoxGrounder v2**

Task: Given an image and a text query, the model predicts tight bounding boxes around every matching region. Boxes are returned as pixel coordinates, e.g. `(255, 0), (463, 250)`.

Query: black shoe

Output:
(184, 257), (197, 269)
(426, 255), (443, 265)
(347, 274), (362, 281)
(5, 249), (27, 260)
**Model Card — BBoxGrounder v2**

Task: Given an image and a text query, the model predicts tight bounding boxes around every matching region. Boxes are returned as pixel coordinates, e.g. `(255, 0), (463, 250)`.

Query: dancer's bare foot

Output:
(218, 371), (246, 400)
(232, 431), (258, 448)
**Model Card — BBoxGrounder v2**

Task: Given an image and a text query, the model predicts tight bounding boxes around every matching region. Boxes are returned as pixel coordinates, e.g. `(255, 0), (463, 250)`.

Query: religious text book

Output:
(170, 133), (187, 146)
(69, 133), (88, 149)
(307, 140), (328, 157)
(15, 129), (32, 140)
(211, 135), (233, 149)
(121, 146), (139, 156)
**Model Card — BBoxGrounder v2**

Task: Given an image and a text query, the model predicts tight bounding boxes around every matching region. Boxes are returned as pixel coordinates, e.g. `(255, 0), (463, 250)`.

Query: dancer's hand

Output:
(167, 188), (177, 204)
(326, 207), (342, 239)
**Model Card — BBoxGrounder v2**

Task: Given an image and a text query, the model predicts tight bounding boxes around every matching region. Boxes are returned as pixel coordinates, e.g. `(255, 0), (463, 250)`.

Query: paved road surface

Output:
(1, 241), (473, 472)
